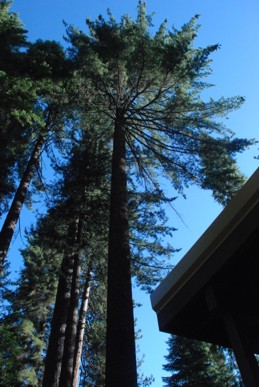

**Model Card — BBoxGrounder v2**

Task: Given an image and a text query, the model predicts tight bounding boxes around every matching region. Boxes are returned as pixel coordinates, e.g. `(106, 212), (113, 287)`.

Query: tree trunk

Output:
(42, 248), (76, 386)
(0, 134), (44, 268)
(105, 109), (137, 387)
(42, 218), (80, 387)
(72, 265), (92, 387)
(59, 252), (81, 387)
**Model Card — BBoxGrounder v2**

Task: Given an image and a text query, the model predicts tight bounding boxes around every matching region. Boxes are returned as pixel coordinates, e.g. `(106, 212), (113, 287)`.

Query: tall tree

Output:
(42, 121), (111, 386)
(163, 335), (239, 386)
(0, 37), (70, 268)
(0, 0), (36, 213)
(0, 214), (64, 385)
(76, 252), (107, 387)
(66, 3), (253, 384)
(72, 264), (93, 387)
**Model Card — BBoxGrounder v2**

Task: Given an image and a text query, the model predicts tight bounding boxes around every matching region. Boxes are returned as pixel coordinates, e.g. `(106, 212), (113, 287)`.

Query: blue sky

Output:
(8, 0), (259, 385)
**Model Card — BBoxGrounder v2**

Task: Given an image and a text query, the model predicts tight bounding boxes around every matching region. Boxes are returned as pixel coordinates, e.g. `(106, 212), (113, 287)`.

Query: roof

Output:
(151, 168), (259, 352)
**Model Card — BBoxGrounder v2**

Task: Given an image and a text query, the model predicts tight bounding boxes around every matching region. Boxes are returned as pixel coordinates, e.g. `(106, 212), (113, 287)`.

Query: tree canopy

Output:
(0, 2), (254, 386)
(163, 335), (241, 386)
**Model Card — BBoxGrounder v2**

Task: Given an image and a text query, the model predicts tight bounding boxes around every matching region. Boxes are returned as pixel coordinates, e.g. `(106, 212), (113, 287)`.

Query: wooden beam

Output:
(223, 313), (259, 387)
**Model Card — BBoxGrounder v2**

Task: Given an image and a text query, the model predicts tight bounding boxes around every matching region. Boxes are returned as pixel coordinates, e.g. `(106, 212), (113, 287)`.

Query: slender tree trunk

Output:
(42, 217), (82, 387)
(0, 134), (44, 268)
(72, 265), (92, 387)
(42, 250), (75, 387)
(59, 252), (81, 387)
(105, 109), (137, 387)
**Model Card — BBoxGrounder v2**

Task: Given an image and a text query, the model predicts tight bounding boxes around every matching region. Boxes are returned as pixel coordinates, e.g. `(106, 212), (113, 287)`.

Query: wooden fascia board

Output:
(151, 168), (259, 315)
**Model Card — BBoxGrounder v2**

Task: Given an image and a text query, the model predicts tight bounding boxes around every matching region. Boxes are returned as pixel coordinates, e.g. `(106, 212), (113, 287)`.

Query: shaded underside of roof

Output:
(151, 168), (259, 352)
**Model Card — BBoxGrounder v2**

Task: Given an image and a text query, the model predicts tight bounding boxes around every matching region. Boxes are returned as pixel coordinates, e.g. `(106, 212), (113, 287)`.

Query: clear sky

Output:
(8, 0), (259, 385)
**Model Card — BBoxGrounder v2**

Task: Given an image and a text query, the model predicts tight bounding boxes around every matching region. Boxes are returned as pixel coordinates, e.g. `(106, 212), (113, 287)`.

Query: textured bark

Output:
(105, 109), (137, 387)
(72, 266), (92, 387)
(0, 134), (44, 268)
(59, 252), (81, 387)
(42, 251), (75, 387)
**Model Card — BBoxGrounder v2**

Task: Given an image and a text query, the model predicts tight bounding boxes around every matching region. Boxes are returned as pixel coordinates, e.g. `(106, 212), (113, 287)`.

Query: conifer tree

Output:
(163, 335), (239, 386)
(0, 3), (254, 385)
(0, 3), (71, 268)
(42, 121), (111, 386)
(1, 111), (176, 386)
(0, 213), (64, 385)
(0, 0), (35, 213)
(72, 264), (93, 387)
(66, 3), (254, 384)
(0, 37), (70, 268)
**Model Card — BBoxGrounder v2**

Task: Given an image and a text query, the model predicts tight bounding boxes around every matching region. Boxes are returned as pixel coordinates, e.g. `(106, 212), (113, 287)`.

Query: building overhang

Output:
(151, 168), (259, 353)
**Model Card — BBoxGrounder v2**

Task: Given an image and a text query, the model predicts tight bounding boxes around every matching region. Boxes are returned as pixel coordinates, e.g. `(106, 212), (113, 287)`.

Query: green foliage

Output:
(26, 39), (70, 80)
(66, 3), (254, 205)
(0, 2), (254, 385)
(163, 335), (239, 386)
(64, 4), (254, 383)
(0, 321), (24, 386)
(0, 2), (34, 212)
(12, 119), (111, 386)
(0, 3), (70, 216)
(0, 216), (64, 385)
(0, 0), (28, 74)
(199, 136), (250, 204)
(129, 187), (177, 292)
(0, 318), (41, 386)
(79, 275), (107, 386)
